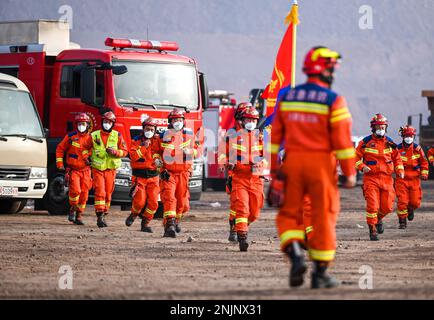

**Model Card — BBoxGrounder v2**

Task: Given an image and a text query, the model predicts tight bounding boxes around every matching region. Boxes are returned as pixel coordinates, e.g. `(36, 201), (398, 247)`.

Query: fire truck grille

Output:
(0, 168), (30, 181)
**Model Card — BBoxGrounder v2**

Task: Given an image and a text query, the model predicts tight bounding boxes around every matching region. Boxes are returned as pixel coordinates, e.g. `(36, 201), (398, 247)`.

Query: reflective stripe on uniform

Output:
(355, 160), (363, 168)
(269, 143), (281, 154)
(280, 230), (305, 246)
(180, 139), (191, 149)
(235, 218), (248, 225)
(422, 170), (429, 175)
(136, 148), (143, 158)
(145, 208), (156, 215)
(229, 210), (236, 217)
(132, 204), (142, 213)
(412, 154), (421, 159)
(280, 101), (329, 115)
(330, 107), (351, 124)
(335, 147), (356, 160)
(231, 143), (246, 152)
(77, 204), (86, 209)
(383, 148), (392, 154)
(397, 209), (408, 216)
(401, 156), (408, 162)
(251, 145), (263, 152)
(305, 226), (313, 234)
(365, 148), (379, 154)
(309, 249), (336, 261)
(164, 211), (176, 218)
(69, 195), (80, 202)
(72, 142), (80, 148)
(56, 158), (63, 163)
(366, 212), (377, 218)
(396, 165), (404, 171)
(429, 156), (434, 161)
(94, 200), (105, 206)
(161, 143), (175, 149)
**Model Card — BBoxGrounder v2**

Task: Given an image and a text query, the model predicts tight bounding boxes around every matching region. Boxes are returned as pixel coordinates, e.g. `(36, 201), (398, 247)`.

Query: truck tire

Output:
(45, 174), (69, 215)
(121, 204), (131, 211)
(0, 199), (27, 214)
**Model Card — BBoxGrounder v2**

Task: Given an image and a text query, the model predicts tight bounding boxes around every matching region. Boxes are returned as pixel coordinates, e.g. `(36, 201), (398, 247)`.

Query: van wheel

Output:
(0, 199), (27, 214)
(45, 174), (69, 215)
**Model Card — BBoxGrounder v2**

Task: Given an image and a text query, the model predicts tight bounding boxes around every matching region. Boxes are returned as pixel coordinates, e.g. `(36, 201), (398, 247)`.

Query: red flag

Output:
(262, 3), (299, 115)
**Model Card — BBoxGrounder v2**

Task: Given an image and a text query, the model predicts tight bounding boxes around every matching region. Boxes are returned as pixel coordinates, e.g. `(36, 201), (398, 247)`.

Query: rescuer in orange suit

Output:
(90, 111), (128, 228)
(125, 117), (163, 233)
(355, 114), (404, 240)
(395, 125), (429, 228)
(427, 146), (434, 168)
(160, 109), (199, 238)
(267, 46), (357, 289)
(220, 102), (251, 242)
(221, 107), (267, 252)
(56, 113), (93, 225)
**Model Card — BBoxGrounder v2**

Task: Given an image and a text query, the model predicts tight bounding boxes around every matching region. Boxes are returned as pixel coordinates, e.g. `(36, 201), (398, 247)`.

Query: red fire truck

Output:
(202, 90), (237, 190)
(0, 20), (208, 214)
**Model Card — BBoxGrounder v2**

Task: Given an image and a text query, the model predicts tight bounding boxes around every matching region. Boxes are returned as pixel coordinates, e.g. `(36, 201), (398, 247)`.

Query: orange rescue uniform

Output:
(56, 131), (93, 217)
(270, 79), (356, 262)
(129, 133), (162, 221)
(160, 128), (199, 225)
(221, 128), (267, 233)
(355, 135), (404, 225)
(395, 142), (428, 218)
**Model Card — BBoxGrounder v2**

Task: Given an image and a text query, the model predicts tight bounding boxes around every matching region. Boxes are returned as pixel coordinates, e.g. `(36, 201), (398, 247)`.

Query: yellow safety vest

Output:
(91, 130), (122, 171)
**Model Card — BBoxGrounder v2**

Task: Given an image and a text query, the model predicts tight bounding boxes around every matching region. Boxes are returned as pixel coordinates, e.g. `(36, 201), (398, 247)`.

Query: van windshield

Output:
(113, 61), (198, 110)
(0, 89), (44, 137)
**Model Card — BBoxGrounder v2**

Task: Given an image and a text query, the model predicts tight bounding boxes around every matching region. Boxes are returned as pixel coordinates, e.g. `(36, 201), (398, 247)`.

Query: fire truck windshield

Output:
(113, 61), (198, 110)
(0, 89), (44, 138)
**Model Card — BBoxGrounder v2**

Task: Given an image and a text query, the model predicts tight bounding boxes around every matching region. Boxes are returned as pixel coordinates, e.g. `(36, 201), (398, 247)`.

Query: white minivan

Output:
(0, 73), (47, 213)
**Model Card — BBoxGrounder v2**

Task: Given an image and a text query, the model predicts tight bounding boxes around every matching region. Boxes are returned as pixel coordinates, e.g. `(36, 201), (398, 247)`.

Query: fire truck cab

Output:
(0, 20), (208, 214)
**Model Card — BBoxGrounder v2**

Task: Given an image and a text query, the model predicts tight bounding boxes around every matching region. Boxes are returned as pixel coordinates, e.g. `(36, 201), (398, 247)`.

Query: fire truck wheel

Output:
(44, 174), (70, 215)
(0, 199), (27, 214)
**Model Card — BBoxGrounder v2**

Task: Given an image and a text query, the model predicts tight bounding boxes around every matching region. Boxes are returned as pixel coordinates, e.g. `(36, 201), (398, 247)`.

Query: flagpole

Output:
(291, 0), (298, 88)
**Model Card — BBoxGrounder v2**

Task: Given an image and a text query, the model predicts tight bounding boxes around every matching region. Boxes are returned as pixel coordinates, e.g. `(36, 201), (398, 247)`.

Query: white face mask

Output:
(103, 122), (113, 131)
(172, 121), (184, 131)
(77, 124), (87, 133)
(375, 129), (386, 137)
(144, 130), (154, 139)
(404, 137), (414, 145)
(244, 122), (256, 131)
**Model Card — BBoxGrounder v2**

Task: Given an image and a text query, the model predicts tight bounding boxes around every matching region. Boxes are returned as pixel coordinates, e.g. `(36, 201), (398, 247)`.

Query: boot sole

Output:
(290, 264), (308, 287)
(239, 241), (249, 252)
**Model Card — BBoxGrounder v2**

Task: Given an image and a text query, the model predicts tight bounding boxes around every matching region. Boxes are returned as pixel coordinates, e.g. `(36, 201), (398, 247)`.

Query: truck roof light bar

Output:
(105, 38), (179, 52)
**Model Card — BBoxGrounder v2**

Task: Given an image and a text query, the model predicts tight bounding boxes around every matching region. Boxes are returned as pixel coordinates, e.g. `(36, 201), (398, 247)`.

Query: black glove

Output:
(225, 176), (233, 194)
(160, 170), (171, 181)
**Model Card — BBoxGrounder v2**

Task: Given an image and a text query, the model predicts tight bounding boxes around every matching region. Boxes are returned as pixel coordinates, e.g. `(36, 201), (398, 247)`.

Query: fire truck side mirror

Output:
(199, 72), (209, 111)
(112, 65), (128, 75)
(80, 68), (97, 106)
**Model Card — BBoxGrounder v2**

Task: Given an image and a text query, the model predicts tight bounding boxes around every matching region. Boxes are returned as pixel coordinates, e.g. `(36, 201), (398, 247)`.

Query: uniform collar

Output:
(307, 77), (330, 89)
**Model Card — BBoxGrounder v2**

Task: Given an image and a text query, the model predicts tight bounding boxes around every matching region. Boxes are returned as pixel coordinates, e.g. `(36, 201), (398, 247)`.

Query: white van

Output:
(0, 73), (47, 213)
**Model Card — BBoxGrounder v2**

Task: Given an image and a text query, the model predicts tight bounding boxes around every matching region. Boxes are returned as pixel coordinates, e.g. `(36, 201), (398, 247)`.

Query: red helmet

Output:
(168, 108), (185, 121)
(75, 113), (90, 123)
(241, 107), (260, 120)
(142, 117), (157, 127)
(235, 102), (252, 120)
(303, 46), (341, 75)
(370, 113), (388, 128)
(399, 125), (416, 137)
(102, 111), (116, 123)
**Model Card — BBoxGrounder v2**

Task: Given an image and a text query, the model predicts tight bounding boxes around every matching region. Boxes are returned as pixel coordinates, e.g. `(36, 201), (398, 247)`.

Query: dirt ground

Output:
(1, 181), (434, 300)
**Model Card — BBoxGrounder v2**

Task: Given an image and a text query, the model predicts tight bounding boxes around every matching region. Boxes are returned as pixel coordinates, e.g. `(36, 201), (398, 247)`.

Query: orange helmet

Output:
(102, 111), (116, 123)
(370, 113), (388, 128)
(399, 125), (416, 137)
(241, 107), (260, 120)
(303, 46), (341, 75)
(75, 113), (90, 123)
(235, 102), (252, 120)
(168, 108), (185, 121)
(142, 117), (157, 128)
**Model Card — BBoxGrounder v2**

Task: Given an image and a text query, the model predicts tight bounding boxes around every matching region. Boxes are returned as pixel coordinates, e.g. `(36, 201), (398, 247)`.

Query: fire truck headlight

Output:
(29, 167), (47, 179)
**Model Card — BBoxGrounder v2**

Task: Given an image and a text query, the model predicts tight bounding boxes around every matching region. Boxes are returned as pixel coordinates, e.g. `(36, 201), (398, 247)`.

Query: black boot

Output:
(74, 213), (85, 225)
(96, 212), (107, 228)
(376, 218), (384, 234)
(228, 220), (237, 242)
(311, 261), (339, 289)
(407, 207), (414, 221)
(399, 217), (407, 229)
(163, 218), (176, 238)
(141, 218), (153, 233)
(285, 242), (307, 288)
(369, 224), (379, 241)
(237, 232), (249, 252)
(125, 213), (137, 227)
(175, 221), (181, 233)
(68, 206), (76, 222)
